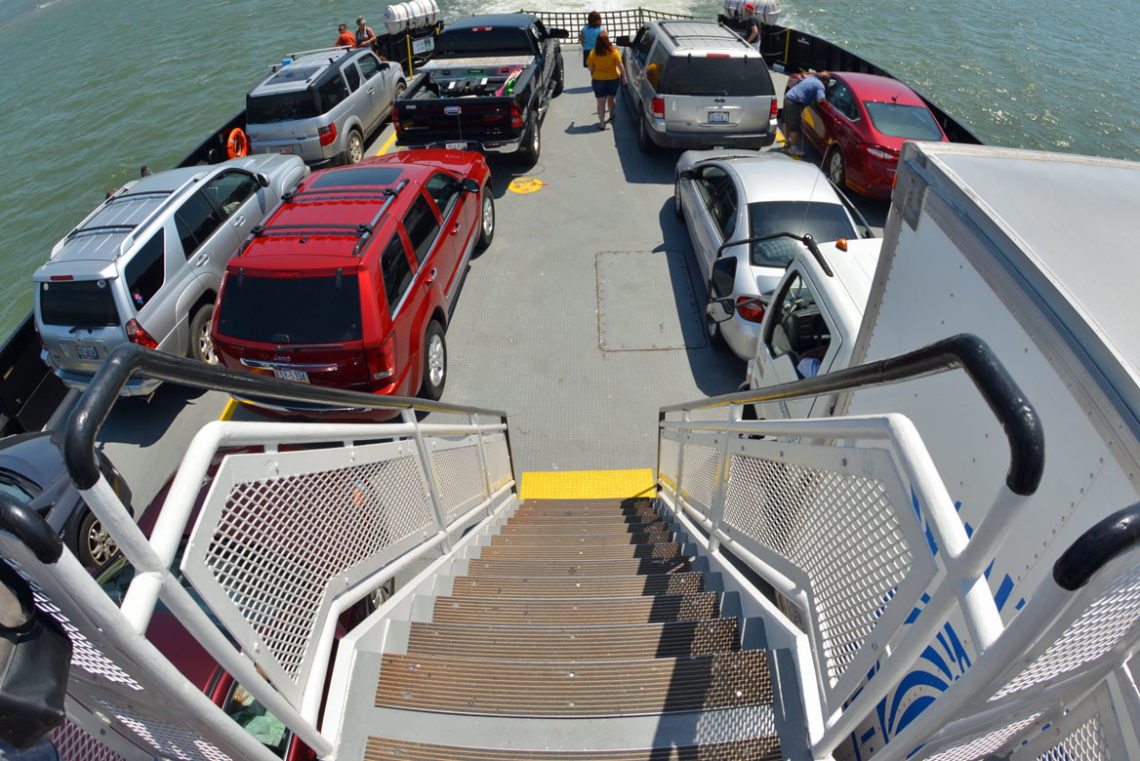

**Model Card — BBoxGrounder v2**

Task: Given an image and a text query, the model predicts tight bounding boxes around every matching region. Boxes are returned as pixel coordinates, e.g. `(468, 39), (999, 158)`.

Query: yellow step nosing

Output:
(519, 469), (656, 501)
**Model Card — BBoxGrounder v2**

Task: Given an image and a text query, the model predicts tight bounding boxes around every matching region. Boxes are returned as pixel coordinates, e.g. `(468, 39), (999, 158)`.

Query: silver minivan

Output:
(621, 20), (778, 152)
(33, 154), (307, 396)
(246, 47), (406, 167)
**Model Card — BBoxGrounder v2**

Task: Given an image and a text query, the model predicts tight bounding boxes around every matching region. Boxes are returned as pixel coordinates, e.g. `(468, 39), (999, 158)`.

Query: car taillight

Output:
(125, 319), (158, 349)
(735, 298), (766, 323)
(318, 123), (338, 147)
(769, 99), (779, 119)
(864, 144), (897, 161)
(510, 103), (523, 128)
(366, 334), (397, 386)
(391, 105), (401, 131)
(651, 96), (665, 120)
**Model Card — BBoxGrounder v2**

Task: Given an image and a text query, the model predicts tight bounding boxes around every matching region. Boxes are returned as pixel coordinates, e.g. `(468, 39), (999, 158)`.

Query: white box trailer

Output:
(834, 141), (1140, 759)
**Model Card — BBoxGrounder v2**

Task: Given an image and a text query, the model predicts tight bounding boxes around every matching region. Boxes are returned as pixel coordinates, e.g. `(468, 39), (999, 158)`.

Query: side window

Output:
(174, 191), (226, 258)
(645, 45), (668, 89)
(343, 63), (361, 92)
(828, 82), (858, 120)
(125, 230), (165, 309)
(380, 235), (414, 315)
(698, 166), (737, 240)
(424, 173), (462, 221)
(710, 257), (736, 299)
(358, 54), (380, 80)
(634, 28), (656, 65)
(203, 171), (259, 218)
(765, 273), (830, 367)
(402, 194), (441, 265)
(318, 75), (349, 112)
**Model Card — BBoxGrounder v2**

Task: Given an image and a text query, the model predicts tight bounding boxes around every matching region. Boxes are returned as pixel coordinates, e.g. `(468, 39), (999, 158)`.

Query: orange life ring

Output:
(226, 127), (249, 159)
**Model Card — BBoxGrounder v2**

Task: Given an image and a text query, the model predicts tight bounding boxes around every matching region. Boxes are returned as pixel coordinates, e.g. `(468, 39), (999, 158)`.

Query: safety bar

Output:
(660, 333), (1044, 496)
(64, 343), (507, 490)
(1054, 502), (1140, 591)
(0, 493), (62, 564)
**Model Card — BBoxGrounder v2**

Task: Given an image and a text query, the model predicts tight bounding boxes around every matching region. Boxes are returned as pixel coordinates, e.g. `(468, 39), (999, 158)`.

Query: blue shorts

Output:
(592, 78), (619, 98)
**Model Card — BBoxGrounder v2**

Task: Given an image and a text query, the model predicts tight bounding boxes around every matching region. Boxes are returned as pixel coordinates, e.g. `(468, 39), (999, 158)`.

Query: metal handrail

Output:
(1054, 502), (1140, 591)
(64, 343), (507, 491)
(660, 333), (1044, 496)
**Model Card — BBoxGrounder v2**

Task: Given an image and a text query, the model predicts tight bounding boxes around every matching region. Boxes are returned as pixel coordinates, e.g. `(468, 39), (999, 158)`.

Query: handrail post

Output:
(471, 412), (496, 517)
(706, 405), (741, 553)
(405, 407), (452, 549)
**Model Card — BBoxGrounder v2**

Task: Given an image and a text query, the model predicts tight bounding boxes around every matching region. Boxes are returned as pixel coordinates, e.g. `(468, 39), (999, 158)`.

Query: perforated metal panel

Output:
(485, 435), (512, 491)
(430, 439), (487, 522)
(51, 716), (132, 761)
(659, 436), (680, 488)
(183, 440), (438, 705)
(1033, 718), (1109, 761)
(98, 699), (231, 761)
(923, 714), (1041, 761)
(32, 589), (142, 691)
(993, 566), (1140, 700)
(680, 441), (720, 510)
(722, 451), (913, 687)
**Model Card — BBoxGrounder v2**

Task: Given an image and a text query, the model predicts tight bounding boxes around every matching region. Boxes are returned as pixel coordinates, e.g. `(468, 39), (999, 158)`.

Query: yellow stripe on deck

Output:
(520, 469), (656, 501)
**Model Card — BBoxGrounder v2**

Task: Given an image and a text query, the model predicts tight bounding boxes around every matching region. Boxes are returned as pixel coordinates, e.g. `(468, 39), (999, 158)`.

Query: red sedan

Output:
(787, 71), (949, 198)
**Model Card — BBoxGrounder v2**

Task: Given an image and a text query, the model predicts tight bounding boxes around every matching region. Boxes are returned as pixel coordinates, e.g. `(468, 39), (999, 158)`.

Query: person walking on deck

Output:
(354, 17), (377, 49)
(335, 23), (356, 48)
(587, 33), (625, 130)
(782, 71), (830, 155)
(579, 11), (606, 68)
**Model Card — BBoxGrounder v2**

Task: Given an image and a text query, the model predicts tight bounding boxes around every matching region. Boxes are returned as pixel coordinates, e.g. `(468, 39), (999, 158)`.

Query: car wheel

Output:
(637, 115), (654, 153)
(674, 177), (684, 220)
(476, 187), (495, 251)
(395, 80), (406, 101)
(517, 115), (541, 164)
(420, 320), (447, 400)
(345, 129), (365, 165)
(189, 304), (217, 364)
(552, 55), (564, 97)
(827, 148), (847, 188)
(77, 509), (118, 568)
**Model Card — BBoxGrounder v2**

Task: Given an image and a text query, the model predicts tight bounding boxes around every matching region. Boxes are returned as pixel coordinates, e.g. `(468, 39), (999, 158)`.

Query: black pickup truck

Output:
(391, 13), (568, 163)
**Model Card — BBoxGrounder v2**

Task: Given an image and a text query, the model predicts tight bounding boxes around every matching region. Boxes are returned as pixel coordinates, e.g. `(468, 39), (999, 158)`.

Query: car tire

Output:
(395, 80), (406, 101)
(76, 509), (118, 569)
(827, 148), (847, 188)
(637, 114), (655, 153)
(189, 304), (217, 364)
(552, 54), (565, 97)
(476, 187), (495, 251)
(517, 115), (541, 165)
(420, 320), (447, 400)
(345, 128), (365, 165)
(674, 177), (684, 220)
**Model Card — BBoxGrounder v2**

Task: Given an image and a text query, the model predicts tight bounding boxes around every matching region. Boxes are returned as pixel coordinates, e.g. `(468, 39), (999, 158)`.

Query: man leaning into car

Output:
(782, 71), (830, 157)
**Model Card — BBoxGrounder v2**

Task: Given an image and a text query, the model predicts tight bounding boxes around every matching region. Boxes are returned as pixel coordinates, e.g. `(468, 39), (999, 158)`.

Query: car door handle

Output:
(451, 223), (460, 234)
(194, 253), (208, 266)
(233, 215), (245, 226)
(424, 267), (437, 285)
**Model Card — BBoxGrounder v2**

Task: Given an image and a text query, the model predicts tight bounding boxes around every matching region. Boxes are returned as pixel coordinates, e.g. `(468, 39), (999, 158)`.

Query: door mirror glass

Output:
(706, 297), (735, 323)
(461, 178), (479, 193)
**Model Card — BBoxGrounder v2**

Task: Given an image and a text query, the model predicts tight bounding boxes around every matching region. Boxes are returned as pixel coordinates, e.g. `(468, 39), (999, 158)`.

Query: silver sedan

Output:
(674, 149), (872, 360)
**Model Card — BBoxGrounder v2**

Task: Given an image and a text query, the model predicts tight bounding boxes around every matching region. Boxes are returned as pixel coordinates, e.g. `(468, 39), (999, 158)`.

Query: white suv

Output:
(33, 154), (307, 396)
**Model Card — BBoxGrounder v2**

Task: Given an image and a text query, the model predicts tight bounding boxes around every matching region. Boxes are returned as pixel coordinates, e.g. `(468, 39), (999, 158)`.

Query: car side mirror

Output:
(256, 173), (270, 188)
(461, 178), (479, 193)
(380, 61), (391, 70)
(678, 169), (695, 182)
(616, 35), (631, 47)
(706, 297), (735, 324)
(547, 27), (569, 39)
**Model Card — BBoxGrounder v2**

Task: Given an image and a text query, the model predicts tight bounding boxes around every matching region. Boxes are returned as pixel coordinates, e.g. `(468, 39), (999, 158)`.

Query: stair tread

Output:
(450, 572), (704, 598)
(489, 531), (673, 547)
(432, 591), (722, 625)
(407, 618), (740, 660)
(375, 650), (772, 717)
(466, 558), (694, 577)
(365, 736), (782, 761)
(498, 520), (669, 534)
(477, 542), (684, 561)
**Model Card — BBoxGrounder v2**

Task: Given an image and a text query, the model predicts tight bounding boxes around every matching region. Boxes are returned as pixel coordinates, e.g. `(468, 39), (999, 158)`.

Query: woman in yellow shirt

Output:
(586, 33), (626, 130)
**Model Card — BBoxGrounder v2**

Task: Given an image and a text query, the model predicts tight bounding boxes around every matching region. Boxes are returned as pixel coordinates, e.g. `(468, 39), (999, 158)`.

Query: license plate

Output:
(276, 146), (294, 154)
(273, 368), (310, 383)
(445, 141), (467, 150)
(75, 344), (98, 360)
(708, 111), (729, 124)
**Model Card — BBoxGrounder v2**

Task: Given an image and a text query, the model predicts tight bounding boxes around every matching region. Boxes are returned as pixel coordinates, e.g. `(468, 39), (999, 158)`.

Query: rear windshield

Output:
(865, 101), (943, 140)
(660, 58), (774, 97)
(436, 28), (534, 56)
(217, 274), (362, 344)
(39, 280), (119, 327)
(747, 202), (857, 268)
(308, 167), (404, 189)
(246, 91), (320, 123)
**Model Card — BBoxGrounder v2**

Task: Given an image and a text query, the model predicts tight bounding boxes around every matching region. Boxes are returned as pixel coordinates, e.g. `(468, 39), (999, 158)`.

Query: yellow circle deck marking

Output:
(508, 177), (545, 194)
(520, 469), (656, 501)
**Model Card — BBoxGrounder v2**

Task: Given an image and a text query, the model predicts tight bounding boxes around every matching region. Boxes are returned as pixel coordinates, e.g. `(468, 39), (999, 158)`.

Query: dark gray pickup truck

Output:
(391, 13), (567, 164)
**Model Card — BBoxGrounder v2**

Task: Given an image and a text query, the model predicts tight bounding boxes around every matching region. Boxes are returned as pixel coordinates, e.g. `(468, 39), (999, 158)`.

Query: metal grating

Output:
(50, 717), (130, 761)
(993, 566), (1140, 700)
(680, 442), (720, 510)
(97, 698), (234, 761)
(486, 436), (511, 491)
(722, 453), (911, 685)
(923, 714), (1040, 761)
(431, 443), (486, 522)
(1034, 717), (1109, 761)
(205, 455), (434, 683)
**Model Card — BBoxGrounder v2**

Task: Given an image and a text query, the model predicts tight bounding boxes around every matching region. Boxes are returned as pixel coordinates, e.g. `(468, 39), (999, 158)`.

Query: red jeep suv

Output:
(211, 150), (493, 406)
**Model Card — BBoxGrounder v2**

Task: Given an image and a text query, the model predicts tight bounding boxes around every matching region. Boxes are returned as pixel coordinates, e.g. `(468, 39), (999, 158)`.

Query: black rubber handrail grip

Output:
(65, 344), (507, 491)
(0, 493), (64, 564)
(1053, 503), (1140, 591)
(660, 334), (1044, 496)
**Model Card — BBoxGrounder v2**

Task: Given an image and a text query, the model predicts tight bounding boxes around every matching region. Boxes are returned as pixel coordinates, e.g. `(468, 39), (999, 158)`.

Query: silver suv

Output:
(621, 20), (777, 152)
(33, 154), (307, 396)
(246, 47), (406, 167)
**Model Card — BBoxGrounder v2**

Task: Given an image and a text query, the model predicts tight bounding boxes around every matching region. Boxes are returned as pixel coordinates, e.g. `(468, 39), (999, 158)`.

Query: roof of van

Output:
(655, 20), (757, 53)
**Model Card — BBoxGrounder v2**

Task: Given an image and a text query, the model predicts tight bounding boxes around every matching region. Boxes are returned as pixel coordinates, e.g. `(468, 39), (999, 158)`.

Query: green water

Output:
(1, 0), (1137, 336)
